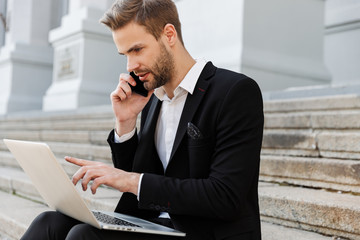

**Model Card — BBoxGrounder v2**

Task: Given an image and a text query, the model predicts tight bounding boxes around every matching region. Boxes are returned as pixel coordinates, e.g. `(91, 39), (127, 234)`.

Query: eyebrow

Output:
(118, 44), (144, 55)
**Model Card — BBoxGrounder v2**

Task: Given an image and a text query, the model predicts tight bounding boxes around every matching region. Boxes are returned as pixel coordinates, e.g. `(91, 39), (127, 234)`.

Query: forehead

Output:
(112, 22), (157, 54)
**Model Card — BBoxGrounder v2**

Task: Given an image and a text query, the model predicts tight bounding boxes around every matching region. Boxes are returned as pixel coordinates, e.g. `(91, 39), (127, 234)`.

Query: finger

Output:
(90, 176), (106, 194)
(111, 88), (126, 102)
(119, 73), (136, 92)
(81, 167), (91, 191)
(71, 166), (87, 186)
(112, 81), (132, 101)
(120, 73), (136, 86)
(118, 81), (133, 98)
(81, 167), (101, 191)
(64, 156), (92, 167)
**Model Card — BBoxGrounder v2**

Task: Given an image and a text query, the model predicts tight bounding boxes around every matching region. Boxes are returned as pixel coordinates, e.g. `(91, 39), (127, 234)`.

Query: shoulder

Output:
(202, 63), (262, 99)
(216, 68), (258, 89)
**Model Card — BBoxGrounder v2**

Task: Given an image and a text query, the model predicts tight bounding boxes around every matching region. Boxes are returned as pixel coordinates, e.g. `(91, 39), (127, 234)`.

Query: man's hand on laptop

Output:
(65, 156), (140, 195)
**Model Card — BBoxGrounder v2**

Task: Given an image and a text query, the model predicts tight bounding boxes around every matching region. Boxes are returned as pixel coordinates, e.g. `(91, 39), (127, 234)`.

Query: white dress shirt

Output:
(153, 58), (207, 170)
(114, 58), (208, 218)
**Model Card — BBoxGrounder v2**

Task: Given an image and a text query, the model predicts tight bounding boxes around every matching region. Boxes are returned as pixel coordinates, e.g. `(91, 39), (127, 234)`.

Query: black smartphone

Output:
(129, 72), (148, 97)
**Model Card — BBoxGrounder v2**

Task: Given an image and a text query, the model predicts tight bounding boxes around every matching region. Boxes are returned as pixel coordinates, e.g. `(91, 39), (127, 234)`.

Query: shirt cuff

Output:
(137, 173), (144, 201)
(114, 128), (136, 143)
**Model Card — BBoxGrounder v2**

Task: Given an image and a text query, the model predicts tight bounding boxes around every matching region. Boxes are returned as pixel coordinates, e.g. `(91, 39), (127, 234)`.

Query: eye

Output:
(134, 47), (142, 53)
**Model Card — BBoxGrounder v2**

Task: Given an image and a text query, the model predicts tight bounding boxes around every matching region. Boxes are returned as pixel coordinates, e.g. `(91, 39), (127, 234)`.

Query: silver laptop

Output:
(3, 139), (185, 237)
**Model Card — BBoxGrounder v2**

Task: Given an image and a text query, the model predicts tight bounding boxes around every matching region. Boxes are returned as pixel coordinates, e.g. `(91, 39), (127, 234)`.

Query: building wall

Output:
(177, 0), (331, 93)
(0, 0), (359, 113)
(324, 0), (360, 85)
(0, 0), (6, 47)
(176, 0), (244, 73)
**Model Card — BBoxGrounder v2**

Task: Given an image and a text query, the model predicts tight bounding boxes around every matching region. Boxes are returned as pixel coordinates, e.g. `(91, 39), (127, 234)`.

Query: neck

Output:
(163, 50), (196, 99)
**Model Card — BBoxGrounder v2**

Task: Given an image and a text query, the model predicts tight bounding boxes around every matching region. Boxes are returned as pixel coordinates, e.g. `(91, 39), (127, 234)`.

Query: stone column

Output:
(324, 0), (360, 85)
(42, 0), (126, 111)
(176, 0), (331, 92)
(0, 0), (53, 114)
(176, 0), (244, 72)
(0, 0), (6, 47)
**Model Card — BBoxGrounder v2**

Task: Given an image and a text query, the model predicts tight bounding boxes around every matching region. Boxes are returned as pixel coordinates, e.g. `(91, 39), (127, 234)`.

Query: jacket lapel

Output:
(139, 97), (162, 140)
(169, 62), (217, 161)
(133, 97), (162, 172)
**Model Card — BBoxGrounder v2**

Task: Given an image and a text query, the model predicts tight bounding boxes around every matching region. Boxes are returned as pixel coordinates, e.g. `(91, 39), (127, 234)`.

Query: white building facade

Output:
(0, 0), (359, 114)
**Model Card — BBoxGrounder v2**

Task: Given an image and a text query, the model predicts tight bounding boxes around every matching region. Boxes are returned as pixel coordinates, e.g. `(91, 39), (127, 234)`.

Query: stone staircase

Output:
(260, 94), (360, 239)
(0, 95), (359, 239)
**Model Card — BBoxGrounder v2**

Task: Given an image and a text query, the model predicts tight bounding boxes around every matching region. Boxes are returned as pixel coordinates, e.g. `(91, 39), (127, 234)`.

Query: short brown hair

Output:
(100, 0), (184, 45)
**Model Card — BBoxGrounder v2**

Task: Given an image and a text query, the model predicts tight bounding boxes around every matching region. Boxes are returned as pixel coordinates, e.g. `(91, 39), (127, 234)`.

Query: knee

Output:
(66, 224), (96, 240)
(29, 211), (78, 235)
(22, 211), (67, 240)
(32, 211), (60, 226)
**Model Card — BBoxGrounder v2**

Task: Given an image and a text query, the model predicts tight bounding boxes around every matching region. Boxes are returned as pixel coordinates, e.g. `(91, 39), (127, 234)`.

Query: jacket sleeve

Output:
(138, 77), (264, 221)
(106, 95), (155, 171)
(107, 129), (138, 171)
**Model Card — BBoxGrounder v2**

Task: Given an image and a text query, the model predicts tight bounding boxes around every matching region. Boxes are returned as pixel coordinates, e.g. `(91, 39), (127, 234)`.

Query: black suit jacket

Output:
(107, 62), (264, 239)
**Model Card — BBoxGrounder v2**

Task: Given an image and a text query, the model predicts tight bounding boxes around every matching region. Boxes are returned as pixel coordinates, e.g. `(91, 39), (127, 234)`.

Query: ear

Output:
(163, 23), (177, 46)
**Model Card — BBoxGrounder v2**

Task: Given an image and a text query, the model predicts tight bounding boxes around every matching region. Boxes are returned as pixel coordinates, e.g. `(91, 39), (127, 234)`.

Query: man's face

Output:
(112, 22), (175, 90)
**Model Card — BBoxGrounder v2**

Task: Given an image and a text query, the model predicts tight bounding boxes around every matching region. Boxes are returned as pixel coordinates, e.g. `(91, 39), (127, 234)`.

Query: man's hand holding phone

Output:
(129, 72), (148, 97)
(111, 72), (153, 136)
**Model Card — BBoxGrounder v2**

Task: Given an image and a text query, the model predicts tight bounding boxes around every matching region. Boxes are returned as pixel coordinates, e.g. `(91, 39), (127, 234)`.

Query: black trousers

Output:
(21, 211), (260, 240)
(21, 211), (182, 240)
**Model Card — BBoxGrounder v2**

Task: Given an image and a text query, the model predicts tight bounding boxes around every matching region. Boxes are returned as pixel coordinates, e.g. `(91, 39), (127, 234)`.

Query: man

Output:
(21, 0), (263, 239)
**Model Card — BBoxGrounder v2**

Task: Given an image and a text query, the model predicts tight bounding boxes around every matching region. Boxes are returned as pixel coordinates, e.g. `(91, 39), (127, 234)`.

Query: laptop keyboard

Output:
(93, 211), (142, 228)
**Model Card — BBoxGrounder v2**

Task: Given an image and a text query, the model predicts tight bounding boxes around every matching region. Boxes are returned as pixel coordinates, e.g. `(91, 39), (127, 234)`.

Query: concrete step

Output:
(0, 188), (335, 240)
(259, 182), (360, 239)
(4, 128), (360, 161)
(2, 134), (360, 196)
(46, 141), (112, 162)
(262, 129), (319, 157)
(3, 144), (359, 198)
(0, 105), (142, 133)
(3, 109), (360, 133)
(0, 151), (20, 170)
(1, 95), (359, 239)
(264, 94), (360, 113)
(0, 190), (50, 240)
(261, 222), (334, 240)
(0, 164), (354, 239)
(0, 129), (109, 146)
(3, 108), (360, 160)
(0, 151), (111, 181)
(0, 118), (115, 131)
(260, 155), (360, 194)
(0, 166), (122, 212)
(0, 150), (83, 176)
(0, 140), (112, 162)
(262, 129), (360, 160)
(0, 105), (114, 121)
(4, 127), (360, 162)
(265, 110), (360, 130)
(0, 106), (115, 131)
(2, 111), (359, 133)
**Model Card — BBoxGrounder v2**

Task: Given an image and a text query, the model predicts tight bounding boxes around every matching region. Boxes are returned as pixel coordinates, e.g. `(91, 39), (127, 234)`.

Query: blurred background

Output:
(0, 0), (359, 114)
(1, 1), (360, 240)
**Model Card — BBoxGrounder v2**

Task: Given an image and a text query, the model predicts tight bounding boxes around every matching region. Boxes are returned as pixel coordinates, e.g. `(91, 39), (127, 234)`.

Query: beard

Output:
(143, 41), (175, 91)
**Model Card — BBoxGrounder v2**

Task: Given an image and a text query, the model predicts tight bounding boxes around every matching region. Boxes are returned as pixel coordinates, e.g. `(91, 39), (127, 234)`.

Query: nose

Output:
(126, 56), (140, 73)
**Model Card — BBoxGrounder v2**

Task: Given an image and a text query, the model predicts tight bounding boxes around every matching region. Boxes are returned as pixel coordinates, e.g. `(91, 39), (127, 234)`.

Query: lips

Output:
(138, 72), (150, 81)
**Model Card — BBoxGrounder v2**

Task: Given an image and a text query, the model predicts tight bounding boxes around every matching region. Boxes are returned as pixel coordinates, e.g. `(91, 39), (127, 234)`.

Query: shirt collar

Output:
(154, 58), (207, 101)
